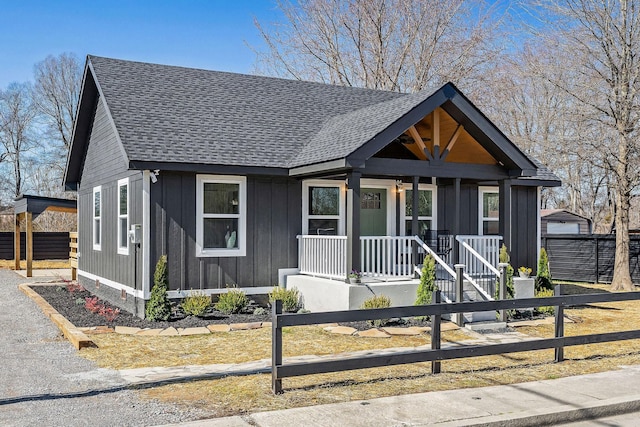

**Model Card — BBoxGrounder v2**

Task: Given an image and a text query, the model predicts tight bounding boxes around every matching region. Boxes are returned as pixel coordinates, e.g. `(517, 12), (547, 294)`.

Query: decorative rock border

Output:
(23, 282), (461, 346)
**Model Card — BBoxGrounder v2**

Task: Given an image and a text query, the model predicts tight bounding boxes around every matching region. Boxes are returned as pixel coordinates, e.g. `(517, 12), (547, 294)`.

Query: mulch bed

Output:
(31, 285), (270, 329)
(31, 284), (434, 331)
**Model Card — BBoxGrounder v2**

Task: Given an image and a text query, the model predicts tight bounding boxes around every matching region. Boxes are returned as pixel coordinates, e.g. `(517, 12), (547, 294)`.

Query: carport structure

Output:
(13, 195), (77, 277)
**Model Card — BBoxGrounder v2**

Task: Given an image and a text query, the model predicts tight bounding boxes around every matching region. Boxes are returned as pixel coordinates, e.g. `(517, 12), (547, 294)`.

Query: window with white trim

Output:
(196, 175), (246, 257)
(404, 187), (436, 238)
(302, 180), (345, 235)
(479, 187), (499, 235)
(117, 178), (129, 255)
(93, 186), (101, 250)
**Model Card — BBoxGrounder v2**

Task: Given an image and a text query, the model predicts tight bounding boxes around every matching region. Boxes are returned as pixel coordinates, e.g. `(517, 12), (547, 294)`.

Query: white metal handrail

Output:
(456, 235), (502, 300)
(458, 240), (501, 277)
(414, 236), (456, 278)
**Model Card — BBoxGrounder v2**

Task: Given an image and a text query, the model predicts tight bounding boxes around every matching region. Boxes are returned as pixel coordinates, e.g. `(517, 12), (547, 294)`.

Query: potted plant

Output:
(518, 266), (532, 278)
(348, 269), (363, 284)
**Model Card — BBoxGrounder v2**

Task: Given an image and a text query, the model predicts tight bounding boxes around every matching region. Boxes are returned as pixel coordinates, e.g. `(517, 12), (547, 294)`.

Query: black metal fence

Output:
(271, 285), (640, 394)
(0, 232), (70, 260)
(542, 234), (640, 283)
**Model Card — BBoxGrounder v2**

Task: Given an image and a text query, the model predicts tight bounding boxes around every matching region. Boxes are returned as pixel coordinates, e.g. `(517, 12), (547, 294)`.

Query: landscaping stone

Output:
(136, 328), (164, 336)
(115, 326), (141, 335)
(207, 324), (231, 332)
(260, 322), (272, 328)
(230, 322), (262, 331)
(318, 323), (339, 328)
(179, 327), (210, 336)
(357, 328), (391, 338)
(328, 326), (357, 335)
(382, 326), (425, 336)
(159, 327), (179, 336)
(441, 322), (460, 331)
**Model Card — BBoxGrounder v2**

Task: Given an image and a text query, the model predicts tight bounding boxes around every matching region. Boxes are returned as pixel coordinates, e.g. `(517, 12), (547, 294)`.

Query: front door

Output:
(360, 188), (387, 236)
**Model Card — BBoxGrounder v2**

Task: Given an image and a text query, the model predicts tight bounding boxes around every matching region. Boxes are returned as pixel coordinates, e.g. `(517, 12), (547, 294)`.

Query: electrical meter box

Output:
(129, 224), (142, 244)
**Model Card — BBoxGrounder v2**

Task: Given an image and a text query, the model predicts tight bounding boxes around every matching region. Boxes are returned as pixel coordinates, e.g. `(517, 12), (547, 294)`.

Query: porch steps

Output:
(461, 280), (495, 324)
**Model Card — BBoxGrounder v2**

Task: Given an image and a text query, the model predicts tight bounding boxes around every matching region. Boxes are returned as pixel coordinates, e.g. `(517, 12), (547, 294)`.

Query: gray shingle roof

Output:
(83, 56), (560, 185)
(88, 56), (404, 168)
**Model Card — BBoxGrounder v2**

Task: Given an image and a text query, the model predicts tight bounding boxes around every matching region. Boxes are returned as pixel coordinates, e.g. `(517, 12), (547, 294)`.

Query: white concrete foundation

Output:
(286, 275), (420, 312)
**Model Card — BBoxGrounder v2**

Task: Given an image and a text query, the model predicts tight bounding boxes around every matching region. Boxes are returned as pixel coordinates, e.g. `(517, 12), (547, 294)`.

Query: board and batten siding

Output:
(76, 94), (142, 296)
(437, 183), (479, 235)
(510, 186), (538, 273)
(149, 172), (302, 291)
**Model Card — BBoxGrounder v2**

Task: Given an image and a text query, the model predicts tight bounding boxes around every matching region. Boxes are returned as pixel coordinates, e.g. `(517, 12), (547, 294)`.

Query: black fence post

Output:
(272, 300), (283, 394)
(454, 264), (465, 327)
(595, 237), (600, 284)
(554, 285), (564, 363)
(431, 289), (441, 374)
(498, 263), (509, 322)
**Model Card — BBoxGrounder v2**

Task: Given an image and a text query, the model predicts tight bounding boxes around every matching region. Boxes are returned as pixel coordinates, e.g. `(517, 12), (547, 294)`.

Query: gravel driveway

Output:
(0, 269), (208, 427)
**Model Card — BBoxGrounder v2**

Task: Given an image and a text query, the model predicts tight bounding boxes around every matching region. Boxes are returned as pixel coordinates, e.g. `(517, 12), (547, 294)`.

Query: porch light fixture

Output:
(150, 169), (160, 183)
(396, 180), (404, 192)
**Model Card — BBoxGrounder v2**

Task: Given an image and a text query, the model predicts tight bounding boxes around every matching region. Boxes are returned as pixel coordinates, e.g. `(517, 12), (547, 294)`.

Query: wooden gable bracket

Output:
(406, 126), (431, 161)
(440, 124), (463, 163)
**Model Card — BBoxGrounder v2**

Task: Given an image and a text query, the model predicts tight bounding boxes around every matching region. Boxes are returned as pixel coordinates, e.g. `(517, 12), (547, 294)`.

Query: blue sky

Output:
(0, 0), (281, 88)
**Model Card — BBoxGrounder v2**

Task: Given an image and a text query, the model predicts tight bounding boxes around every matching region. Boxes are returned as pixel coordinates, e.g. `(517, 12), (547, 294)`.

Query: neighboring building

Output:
(541, 209), (592, 235)
(64, 56), (561, 316)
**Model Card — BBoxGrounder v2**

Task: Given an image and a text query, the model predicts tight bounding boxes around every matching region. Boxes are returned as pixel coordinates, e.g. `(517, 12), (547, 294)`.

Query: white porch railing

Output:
(360, 236), (416, 279)
(456, 235), (502, 300)
(297, 235), (347, 280)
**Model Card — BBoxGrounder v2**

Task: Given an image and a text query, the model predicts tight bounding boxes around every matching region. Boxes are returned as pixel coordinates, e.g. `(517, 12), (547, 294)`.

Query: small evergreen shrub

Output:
(495, 244), (515, 300)
(145, 255), (172, 321)
(214, 288), (248, 314)
(536, 288), (555, 315)
(536, 248), (554, 291)
(181, 291), (211, 316)
(415, 254), (436, 306)
(268, 286), (301, 312)
(361, 294), (392, 328)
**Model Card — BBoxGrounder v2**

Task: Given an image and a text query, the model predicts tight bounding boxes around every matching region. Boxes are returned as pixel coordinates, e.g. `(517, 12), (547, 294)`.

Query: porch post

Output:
(14, 213), (21, 271)
(412, 176), (419, 265)
(346, 170), (362, 277)
(453, 178), (461, 263)
(499, 179), (512, 251)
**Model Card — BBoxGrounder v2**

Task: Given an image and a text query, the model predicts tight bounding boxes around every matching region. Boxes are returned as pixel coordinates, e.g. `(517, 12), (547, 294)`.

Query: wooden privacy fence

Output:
(271, 286), (640, 394)
(543, 234), (640, 283)
(0, 232), (70, 260)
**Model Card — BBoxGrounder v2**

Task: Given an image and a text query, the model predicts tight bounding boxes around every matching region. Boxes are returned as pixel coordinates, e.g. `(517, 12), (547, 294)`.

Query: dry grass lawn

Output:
(0, 259), (70, 269)
(81, 282), (640, 418)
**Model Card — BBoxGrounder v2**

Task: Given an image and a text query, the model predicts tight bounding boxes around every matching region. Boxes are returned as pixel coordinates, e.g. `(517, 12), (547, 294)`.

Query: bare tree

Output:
(254, 0), (506, 93)
(33, 53), (82, 151)
(530, 0), (640, 290)
(0, 83), (37, 199)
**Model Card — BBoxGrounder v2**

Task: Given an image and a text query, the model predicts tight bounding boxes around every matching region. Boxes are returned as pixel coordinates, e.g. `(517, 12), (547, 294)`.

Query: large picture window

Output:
(479, 187), (499, 235)
(93, 186), (101, 251)
(117, 178), (129, 255)
(196, 175), (246, 257)
(302, 181), (345, 235)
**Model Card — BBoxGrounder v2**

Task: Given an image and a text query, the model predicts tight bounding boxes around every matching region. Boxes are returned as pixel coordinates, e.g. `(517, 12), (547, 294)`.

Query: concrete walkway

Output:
(159, 365), (640, 426)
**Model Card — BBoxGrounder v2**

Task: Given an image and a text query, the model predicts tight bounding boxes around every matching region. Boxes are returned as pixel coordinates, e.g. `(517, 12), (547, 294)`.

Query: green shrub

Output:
(146, 255), (172, 321)
(536, 288), (555, 315)
(268, 286), (301, 312)
(180, 291), (211, 316)
(495, 244), (515, 300)
(214, 288), (248, 314)
(415, 254), (436, 306)
(253, 307), (268, 316)
(536, 247), (554, 291)
(361, 294), (392, 328)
